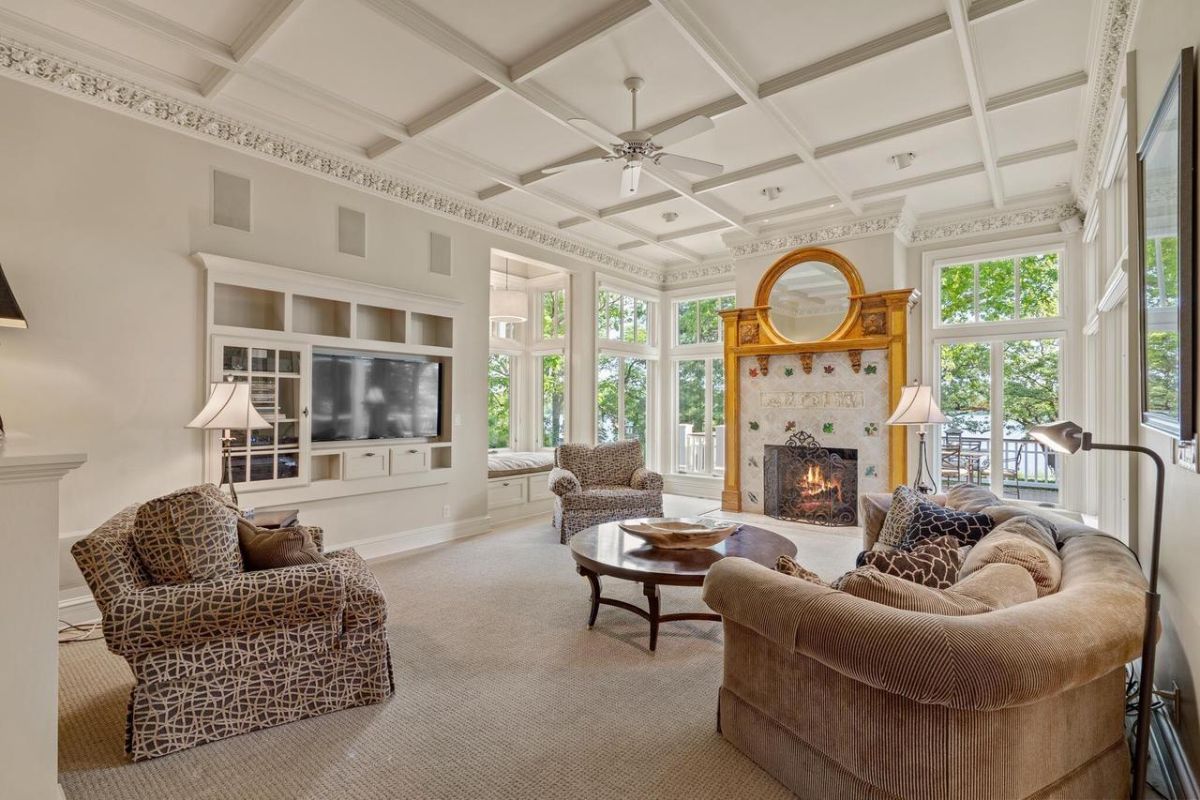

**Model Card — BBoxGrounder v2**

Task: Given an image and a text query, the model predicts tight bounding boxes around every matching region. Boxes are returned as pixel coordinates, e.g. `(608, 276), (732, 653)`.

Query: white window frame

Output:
(529, 274), (570, 450)
(595, 274), (661, 465)
(923, 232), (1075, 505)
(487, 349), (520, 452)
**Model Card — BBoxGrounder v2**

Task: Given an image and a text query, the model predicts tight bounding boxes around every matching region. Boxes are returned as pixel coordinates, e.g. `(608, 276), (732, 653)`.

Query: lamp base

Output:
(221, 434), (239, 509)
(911, 431), (937, 495)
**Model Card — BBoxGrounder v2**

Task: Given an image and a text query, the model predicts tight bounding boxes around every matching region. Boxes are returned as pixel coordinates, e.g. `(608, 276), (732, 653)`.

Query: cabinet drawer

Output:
(389, 445), (429, 475)
(527, 475), (554, 501)
(342, 449), (389, 480)
(488, 478), (526, 508)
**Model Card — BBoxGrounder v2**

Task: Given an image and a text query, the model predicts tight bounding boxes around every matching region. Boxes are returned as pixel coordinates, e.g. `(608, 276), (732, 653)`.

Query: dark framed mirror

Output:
(1139, 47), (1196, 440)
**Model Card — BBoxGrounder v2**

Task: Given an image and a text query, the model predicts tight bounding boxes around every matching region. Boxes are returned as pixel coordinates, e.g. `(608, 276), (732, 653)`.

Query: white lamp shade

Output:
(489, 288), (527, 323)
(187, 382), (272, 430)
(885, 385), (948, 426)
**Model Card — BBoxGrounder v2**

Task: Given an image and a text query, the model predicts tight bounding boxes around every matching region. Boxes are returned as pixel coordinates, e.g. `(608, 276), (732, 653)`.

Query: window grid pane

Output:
(540, 353), (566, 448)
(488, 352), (512, 449)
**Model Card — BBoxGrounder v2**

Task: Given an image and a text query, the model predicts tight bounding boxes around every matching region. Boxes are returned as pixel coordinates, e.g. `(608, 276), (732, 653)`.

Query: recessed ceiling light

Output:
(890, 152), (916, 170)
(761, 186), (783, 201)
(662, 211), (679, 223)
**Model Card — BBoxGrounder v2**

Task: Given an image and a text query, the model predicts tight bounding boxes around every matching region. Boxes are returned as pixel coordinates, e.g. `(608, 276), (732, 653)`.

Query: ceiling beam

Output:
(692, 154), (804, 192)
(510, 0), (651, 81)
(986, 70), (1088, 111)
(656, 221), (730, 242)
(202, 0), (307, 98)
(71, 0), (234, 66)
(944, 0), (1004, 207)
(599, 191), (678, 218)
(647, 0), (863, 214)
(359, 0), (750, 232)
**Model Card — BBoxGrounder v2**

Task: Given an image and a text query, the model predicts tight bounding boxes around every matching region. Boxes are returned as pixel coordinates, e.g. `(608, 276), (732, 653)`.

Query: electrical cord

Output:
(58, 618), (103, 644)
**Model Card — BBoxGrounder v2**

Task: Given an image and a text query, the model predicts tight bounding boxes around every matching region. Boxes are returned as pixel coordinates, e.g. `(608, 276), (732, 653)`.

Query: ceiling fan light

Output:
(489, 288), (527, 323)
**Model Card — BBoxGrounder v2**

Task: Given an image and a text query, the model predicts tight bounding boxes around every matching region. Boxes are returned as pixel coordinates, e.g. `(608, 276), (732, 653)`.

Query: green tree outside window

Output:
(488, 352), (512, 449)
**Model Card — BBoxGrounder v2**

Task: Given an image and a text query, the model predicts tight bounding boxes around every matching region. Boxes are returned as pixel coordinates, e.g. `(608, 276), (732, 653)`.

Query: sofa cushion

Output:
(876, 486), (925, 548)
(961, 515), (1062, 597)
(556, 441), (643, 486)
(133, 487), (242, 584)
(326, 549), (387, 630)
(836, 562), (1037, 615)
(775, 554), (827, 586)
(945, 483), (1002, 513)
(237, 519), (326, 570)
(856, 534), (962, 589)
(902, 502), (993, 548)
(558, 486), (661, 511)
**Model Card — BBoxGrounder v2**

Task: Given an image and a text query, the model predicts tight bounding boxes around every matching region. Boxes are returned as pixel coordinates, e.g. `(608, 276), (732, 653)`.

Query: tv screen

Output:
(311, 351), (440, 442)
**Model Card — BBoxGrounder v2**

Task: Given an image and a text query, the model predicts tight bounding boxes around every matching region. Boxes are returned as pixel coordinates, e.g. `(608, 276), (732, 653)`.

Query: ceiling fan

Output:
(542, 77), (724, 196)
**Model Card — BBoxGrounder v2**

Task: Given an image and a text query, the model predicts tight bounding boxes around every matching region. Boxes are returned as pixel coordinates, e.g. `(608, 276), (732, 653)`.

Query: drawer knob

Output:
(408, 449), (419, 454)
(365, 452), (376, 457)
(502, 482), (510, 486)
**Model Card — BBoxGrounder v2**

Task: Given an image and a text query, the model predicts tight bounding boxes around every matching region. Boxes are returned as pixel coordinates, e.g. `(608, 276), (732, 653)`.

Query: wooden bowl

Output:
(617, 517), (740, 550)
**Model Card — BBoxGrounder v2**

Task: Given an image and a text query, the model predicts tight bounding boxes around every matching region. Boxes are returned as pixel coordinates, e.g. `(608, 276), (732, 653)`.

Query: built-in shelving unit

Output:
(197, 252), (461, 506)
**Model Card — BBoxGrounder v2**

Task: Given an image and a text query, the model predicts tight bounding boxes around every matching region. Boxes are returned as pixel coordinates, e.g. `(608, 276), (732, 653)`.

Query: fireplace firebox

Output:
(764, 431), (858, 526)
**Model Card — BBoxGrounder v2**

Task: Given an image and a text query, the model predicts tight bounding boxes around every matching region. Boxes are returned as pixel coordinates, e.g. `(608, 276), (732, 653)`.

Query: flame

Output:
(798, 463), (843, 502)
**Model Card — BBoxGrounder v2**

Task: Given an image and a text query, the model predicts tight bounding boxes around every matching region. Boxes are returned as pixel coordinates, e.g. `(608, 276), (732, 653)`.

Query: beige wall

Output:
(0, 77), (633, 598)
(1129, 0), (1200, 768)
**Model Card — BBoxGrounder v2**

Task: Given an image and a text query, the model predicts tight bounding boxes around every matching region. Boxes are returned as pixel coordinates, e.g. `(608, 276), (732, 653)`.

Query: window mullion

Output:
(990, 341), (1004, 496)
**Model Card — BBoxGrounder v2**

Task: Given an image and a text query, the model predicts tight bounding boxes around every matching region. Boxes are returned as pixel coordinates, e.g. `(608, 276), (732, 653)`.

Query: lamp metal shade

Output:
(0, 263), (27, 329)
(489, 288), (527, 323)
(1029, 420), (1085, 454)
(187, 382), (272, 430)
(885, 385), (948, 426)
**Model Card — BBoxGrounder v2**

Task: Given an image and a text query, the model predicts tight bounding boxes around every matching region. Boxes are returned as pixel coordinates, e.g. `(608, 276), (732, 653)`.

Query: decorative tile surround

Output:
(739, 351), (889, 513)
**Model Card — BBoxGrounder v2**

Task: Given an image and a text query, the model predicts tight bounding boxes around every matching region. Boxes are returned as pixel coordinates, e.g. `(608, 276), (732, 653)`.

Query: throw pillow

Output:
(775, 554), (828, 586)
(133, 487), (242, 584)
(901, 502), (993, 549)
(856, 534), (962, 589)
(237, 518), (326, 570)
(876, 486), (925, 548)
(835, 561), (1036, 615)
(945, 483), (1001, 513)
(960, 515), (1062, 597)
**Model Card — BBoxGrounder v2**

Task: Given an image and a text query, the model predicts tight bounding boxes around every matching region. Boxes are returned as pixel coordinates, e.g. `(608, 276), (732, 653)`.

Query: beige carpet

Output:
(58, 500), (861, 800)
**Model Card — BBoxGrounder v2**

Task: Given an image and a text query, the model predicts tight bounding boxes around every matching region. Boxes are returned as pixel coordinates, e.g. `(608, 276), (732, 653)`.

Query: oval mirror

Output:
(765, 260), (853, 342)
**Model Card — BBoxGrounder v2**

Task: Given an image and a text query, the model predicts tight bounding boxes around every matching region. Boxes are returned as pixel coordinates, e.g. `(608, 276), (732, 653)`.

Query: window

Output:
(676, 294), (735, 345)
(597, 288), (652, 344)
(596, 355), (649, 449)
(938, 252), (1061, 326)
(540, 353), (566, 447)
(540, 288), (566, 340)
(930, 244), (1067, 504)
(488, 352), (513, 449)
(674, 358), (725, 475)
(490, 319), (519, 341)
(531, 281), (569, 448)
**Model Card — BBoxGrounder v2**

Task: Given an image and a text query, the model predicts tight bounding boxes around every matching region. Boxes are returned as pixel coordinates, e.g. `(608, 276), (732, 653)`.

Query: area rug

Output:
(58, 507), (860, 799)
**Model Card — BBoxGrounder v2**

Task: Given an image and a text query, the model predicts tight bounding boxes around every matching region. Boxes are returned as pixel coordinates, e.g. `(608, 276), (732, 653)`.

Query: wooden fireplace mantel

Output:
(719, 246), (918, 512)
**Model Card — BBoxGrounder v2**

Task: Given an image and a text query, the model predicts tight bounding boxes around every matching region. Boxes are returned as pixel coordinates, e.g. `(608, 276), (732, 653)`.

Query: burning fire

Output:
(799, 463), (843, 502)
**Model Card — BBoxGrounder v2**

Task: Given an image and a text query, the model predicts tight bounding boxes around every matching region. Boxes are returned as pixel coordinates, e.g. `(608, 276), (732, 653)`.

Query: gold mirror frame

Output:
(753, 247), (866, 344)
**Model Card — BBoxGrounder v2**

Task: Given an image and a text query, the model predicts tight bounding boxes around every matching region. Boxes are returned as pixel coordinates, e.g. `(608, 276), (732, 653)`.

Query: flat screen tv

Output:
(312, 350), (441, 442)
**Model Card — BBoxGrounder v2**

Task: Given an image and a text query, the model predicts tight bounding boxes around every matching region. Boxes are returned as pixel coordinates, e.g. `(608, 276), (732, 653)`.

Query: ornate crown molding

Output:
(0, 36), (664, 284)
(727, 212), (904, 259)
(909, 201), (1080, 244)
(661, 260), (734, 286)
(1074, 0), (1138, 210)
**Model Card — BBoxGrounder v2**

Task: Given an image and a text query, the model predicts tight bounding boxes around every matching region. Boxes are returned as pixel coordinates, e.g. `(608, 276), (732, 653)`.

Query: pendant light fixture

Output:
(489, 257), (527, 323)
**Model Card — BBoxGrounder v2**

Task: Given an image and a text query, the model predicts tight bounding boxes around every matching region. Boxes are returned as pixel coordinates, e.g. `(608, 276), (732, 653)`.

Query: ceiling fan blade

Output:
(652, 115), (714, 147)
(568, 118), (621, 151)
(620, 162), (642, 196)
(541, 157), (609, 175)
(657, 153), (724, 178)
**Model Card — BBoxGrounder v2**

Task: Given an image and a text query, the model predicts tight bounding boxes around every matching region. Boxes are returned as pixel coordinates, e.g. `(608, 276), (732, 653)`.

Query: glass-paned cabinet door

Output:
(211, 337), (310, 491)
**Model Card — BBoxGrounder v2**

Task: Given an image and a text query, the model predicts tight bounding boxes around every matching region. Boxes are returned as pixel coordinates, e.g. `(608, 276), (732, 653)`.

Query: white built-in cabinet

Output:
(197, 252), (459, 506)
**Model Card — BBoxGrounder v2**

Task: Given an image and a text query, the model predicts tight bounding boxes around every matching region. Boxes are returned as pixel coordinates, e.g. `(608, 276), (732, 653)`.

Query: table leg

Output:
(577, 565), (602, 628)
(643, 582), (661, 652)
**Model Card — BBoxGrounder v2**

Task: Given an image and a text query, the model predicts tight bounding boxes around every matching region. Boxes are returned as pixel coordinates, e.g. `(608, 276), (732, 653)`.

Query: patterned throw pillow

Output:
(133, 488), (242, 584)
(901, 502), (993, 549)
(775, 554), (828, 586)
(876, 486), (925, 548)
(856, 535), (963, 589)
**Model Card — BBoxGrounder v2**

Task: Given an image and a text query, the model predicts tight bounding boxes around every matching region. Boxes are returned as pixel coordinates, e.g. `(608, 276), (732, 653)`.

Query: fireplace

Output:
(764, 431), (858, 526)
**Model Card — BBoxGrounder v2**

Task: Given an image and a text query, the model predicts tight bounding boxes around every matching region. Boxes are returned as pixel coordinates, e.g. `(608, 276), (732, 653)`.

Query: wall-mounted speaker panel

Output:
(212, 170), (251, 231)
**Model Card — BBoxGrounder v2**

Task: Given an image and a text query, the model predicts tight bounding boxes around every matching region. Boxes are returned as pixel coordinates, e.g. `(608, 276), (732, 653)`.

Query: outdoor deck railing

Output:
(941, 435), (1059, 492)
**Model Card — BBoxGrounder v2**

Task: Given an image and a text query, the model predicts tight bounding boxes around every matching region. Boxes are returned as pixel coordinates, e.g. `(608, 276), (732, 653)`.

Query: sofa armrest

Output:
(631, 467), (663, 492)
(549, 467), (581, 496)
(103, 562), (345, 655)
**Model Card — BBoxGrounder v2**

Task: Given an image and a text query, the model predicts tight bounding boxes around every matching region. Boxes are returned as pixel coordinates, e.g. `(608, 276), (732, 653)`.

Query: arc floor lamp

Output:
(1029, 420), (1163, 800)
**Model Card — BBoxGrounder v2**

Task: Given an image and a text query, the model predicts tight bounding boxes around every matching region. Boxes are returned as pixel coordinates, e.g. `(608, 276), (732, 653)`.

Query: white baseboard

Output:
(664, 474), (723, 500)
(57, 514), (495, 625)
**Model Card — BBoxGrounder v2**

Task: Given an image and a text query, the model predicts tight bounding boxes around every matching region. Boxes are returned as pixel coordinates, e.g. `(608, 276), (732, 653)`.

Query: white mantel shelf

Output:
(0, 439), (86, 800)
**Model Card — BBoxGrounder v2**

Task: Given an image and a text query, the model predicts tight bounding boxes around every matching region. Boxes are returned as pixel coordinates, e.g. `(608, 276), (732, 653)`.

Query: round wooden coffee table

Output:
(569, 521), (797, 651)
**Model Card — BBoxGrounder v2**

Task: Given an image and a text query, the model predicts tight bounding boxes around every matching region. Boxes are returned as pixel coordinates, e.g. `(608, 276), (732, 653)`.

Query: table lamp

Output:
(1029, 420), (1163, 800)
(885, 383), (947, 494)
(187, 380), (271, 506)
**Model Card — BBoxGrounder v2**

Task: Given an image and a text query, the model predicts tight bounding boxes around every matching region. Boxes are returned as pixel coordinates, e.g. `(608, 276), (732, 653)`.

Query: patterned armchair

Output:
(71, 488), (393, 761)
(550, 440), (664, 544)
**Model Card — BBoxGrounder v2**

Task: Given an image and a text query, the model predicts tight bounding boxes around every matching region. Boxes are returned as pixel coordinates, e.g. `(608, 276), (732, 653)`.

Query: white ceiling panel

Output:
(403, 0), (631, 66)
(539, 161), (669, 209)
(427, 92), (593, 175)
(533, 12), (732, 136)
(488, 189), (581, 227)
(220, 74), (384, 149)
(570, 220), (637, 249)
(873, 172), (993, 215)
(128, 0), (277, 45)
(816, 117), (983, 193)
(665, 105), (793, 173)
(254, 0), (481, 124)
(988, 87), (1084, 158)
(672, 230), (729, 258)
(618, 199), (721, 237)
(707, 163), (832, 216)
(381, 145), (497, 195)
(973, 0), (1094, 97)
(771, 33), (969, 147)
(684, 0), (946, 84)
(999, 152), (1076, 198)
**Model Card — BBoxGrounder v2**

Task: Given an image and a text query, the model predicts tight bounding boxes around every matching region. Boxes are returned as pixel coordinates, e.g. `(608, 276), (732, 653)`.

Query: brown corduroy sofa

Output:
(702, 496), (1147, 800)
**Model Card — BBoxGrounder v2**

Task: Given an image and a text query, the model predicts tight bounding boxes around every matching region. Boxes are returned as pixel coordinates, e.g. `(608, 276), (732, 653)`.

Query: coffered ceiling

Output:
(0, 0), (1111, 268)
